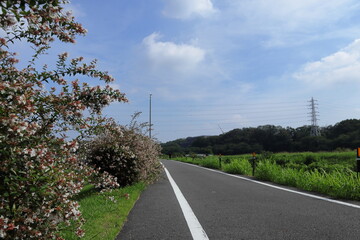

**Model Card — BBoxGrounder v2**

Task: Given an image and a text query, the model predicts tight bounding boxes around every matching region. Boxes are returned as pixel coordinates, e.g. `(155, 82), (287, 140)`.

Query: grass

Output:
(222, 158), (252, 175)
(59, 182), (146, 240)
(255, 160), (360, 200)
(172, 151), (360, 201)
(174, 155), (221, 169)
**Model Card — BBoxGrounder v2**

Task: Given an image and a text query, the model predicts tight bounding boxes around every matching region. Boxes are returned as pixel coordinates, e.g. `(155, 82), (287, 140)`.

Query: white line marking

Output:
(175, 161), (360, 210)
(163, 166), (209, 240)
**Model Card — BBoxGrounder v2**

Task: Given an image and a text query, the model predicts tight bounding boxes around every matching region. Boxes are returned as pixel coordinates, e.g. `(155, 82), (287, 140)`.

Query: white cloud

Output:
(294, 39), (360, 85)
(162, 0), (215, 19)
(218, 0), (360, 47)
(142, 32), (205, 73)
(234, 0), (352, 29)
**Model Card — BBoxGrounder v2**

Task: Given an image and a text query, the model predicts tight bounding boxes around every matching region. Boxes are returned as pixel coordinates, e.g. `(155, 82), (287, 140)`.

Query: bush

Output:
(87, 144), (138, 187)
(0, 1), (125, 239)
(82, 116), (162, 187)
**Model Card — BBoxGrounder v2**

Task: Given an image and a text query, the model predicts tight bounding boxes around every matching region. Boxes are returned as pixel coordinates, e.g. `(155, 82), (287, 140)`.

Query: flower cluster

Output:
(0, 1), (128, 239)
(0, 0), (87, 47)
(81, 116), (162, 188)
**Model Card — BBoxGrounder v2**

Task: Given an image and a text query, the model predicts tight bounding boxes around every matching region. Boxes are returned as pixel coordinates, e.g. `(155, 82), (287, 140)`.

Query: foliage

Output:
(162, 120), (360, 155)
(0, 1), (126, 239)
(85, 134), (138, 187)
(200, 158), (220, 169)
(59, 183), (146, 240)
(82, 116), (162, 187)
(255, 160), (360, 200)
(173, 155), (221, 169)
(222, 158), (252, 175)
(268, 151), (354, 172)
(171, 151), (360, 200)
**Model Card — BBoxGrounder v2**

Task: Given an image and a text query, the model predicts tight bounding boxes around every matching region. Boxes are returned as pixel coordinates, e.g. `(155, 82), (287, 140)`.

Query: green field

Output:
(171, 151), (360, 200)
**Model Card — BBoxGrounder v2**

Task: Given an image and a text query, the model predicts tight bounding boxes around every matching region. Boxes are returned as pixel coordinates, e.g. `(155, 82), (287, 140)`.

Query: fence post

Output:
(219, 154), (222, 169)
(251, 152), (257, 176)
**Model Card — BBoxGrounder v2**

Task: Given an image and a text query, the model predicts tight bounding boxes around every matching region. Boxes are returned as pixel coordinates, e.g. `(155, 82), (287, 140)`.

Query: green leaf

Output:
(20, 0), (26, 11)
(29, 0), (36, 7)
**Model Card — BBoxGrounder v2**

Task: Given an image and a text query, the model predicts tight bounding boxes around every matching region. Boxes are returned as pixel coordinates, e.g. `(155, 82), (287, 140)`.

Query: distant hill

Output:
(161, 119), (360, 155)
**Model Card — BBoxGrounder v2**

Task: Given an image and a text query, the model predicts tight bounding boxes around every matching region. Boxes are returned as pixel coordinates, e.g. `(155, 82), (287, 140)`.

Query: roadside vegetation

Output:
(59, 183), (145, 240)
(0, 1), (160, 239)
(171, 151), (360, 200)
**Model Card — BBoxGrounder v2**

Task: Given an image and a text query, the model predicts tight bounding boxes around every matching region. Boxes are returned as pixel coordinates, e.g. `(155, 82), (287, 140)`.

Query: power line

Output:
(154, 114), (307, 125)
(153, 108), (306, 117)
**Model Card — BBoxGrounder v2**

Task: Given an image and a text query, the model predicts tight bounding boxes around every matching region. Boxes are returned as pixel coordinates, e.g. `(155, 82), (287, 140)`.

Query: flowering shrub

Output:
(86, 140), (138, 187)
(0, 1), (126, 239)
(82, 116), (162, 187)
(124, 115), (163, 184)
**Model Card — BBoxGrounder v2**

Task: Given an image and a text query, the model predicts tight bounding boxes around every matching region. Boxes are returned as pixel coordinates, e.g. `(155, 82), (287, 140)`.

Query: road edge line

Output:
(163, 166), (209, 240)
(175, 161), (360, 210)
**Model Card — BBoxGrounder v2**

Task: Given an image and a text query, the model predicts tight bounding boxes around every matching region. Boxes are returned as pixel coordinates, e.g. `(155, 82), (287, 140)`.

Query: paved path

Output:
(117, 160), (360, 239)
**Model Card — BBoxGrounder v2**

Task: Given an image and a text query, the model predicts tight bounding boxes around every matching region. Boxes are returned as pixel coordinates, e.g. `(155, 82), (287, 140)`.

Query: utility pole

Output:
(149, 93), (152, 139)
(308, 97), (320, 136)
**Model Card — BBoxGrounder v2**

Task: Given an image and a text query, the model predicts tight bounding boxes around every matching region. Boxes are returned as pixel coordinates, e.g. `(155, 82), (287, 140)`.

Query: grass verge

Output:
(59, 182), (146, 240)
(256, 160), (360, 200)
(172, 154), (360, 201)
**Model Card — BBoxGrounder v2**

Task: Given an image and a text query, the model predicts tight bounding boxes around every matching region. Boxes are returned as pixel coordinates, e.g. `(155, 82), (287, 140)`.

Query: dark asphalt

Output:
(117, 160), (360, 240)
(116, 169), (192, 240)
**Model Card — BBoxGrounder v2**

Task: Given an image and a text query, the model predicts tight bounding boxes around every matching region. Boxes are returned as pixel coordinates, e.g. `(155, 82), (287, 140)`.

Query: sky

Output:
(14, 0), (360, 142)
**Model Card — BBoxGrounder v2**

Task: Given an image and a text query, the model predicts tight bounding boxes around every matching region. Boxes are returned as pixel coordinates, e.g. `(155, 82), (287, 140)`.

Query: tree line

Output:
(161, 119), (360, 155)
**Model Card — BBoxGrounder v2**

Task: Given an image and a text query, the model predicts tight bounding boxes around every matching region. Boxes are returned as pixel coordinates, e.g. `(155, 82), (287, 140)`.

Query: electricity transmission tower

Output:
(308, 97), (320, 136)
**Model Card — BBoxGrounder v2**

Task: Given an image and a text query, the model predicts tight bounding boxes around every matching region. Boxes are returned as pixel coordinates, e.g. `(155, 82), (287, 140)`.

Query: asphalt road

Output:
(117, 160), (360, 240)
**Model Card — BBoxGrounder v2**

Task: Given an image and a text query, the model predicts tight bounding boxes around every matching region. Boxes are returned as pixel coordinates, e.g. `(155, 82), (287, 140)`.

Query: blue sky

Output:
(22, 1), (360, 142)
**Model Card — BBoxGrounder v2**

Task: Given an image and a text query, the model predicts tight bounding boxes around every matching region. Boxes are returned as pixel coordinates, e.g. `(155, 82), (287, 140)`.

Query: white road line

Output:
(177, 161), (360, 210)
(163, 166), (209, 240)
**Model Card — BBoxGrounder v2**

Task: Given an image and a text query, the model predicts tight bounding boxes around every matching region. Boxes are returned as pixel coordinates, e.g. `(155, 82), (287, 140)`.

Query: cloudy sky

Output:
(45, 1), (360, 142)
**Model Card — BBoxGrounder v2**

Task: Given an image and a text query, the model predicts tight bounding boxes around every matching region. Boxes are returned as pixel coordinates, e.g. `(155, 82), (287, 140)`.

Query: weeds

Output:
(223, 158), (252, 175)
(172, 151), (360, 200)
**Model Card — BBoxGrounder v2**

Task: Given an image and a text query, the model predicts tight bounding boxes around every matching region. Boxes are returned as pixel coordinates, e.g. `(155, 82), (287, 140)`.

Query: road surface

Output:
(117, 160), (360, 239)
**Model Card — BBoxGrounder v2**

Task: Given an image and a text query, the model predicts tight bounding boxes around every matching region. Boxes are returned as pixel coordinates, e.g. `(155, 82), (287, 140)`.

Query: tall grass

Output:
(171, 151), (360, 200)
(222, 158), (252, 175)
(264, 151), (355, 169)
(174, 156), (221, 169)
(255, 161), (360, 200)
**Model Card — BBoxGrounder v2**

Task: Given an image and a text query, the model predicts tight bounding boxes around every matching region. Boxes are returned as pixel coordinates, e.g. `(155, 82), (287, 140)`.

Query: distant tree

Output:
(161, 142), (183, 155)
(161, 119), (360, 155)
(192, 136), (210, 148)
(329, 119), (360, 137)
